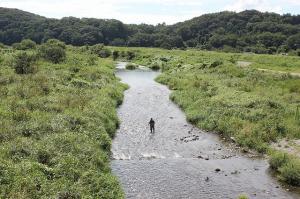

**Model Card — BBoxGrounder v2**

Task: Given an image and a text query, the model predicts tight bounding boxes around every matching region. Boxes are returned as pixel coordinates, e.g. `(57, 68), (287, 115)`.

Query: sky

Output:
(0, 0), (299, 24)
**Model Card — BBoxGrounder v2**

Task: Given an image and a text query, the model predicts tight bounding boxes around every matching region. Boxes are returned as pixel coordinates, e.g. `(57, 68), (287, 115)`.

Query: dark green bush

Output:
(13, 52), (37, 74)
(113, 50), (119, 60)
(99, 48), (111, 58)
(125, 63), (137, 70)
(126, 51), (135, 60)
(279, 159), (300, 186)
(150, 63), (160, 71)
(39, 40), (66, 64)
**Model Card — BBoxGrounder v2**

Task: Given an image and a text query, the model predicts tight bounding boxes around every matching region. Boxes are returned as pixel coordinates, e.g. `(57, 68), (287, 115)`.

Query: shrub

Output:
(112, 50), (119, 60)
(13, 52), (37, 74)
(210, 60), (223, 68)
(149, 62), (160, 71)
(19, 39), (36, 50)
(39, 40), (66, 64)
(279, 159), (300, 186)
(99, 48), (111, 58)
(90, 44), (104, 55)
(125, 63), (137, 70)
(269, 151), (290, 170)
(126, 51), (135, 60)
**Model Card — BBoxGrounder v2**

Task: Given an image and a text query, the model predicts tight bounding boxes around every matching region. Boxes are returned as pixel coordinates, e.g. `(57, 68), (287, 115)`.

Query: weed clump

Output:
(126, 63), (137, 70)
(13, 52), (37, 74)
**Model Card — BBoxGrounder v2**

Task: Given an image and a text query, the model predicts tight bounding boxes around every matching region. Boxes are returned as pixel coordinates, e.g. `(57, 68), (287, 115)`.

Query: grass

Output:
(125, 63), (138, 70)
(269, 151), (300, 186)
(110, 46), (300, 186)
(0, 46), (126, 198)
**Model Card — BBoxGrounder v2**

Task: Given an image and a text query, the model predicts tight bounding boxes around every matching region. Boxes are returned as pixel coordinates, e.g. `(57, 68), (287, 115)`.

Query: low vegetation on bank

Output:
(125, 63), (138, 70)
(0, 40), (126, 198)
(113, 47), (300, 186)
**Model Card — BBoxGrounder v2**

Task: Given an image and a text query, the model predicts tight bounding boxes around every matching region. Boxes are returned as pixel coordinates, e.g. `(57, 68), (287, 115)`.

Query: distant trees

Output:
(0, 7), (299, 54)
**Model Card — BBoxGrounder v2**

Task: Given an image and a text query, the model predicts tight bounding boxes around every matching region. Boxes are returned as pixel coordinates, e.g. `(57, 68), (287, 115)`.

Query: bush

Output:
(13, 39), (37, 50)
(39, 40), (66, 64)
(99, 48), (111, 58)
(126, 51), (135, 60)
(269, 151), (290, 170)
(149, 62), (160, 71)
(20, 39), (36, 50)
(13, 52), (37, 74)
(112, 50), (119, 60)
(125, 63), (137, 70)
(279, 159), (300, 186)
(90, 44), (104, 55)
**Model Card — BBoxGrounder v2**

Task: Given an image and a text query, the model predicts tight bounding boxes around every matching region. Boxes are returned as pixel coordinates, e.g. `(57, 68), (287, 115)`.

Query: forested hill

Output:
(1, 7), (299, 53)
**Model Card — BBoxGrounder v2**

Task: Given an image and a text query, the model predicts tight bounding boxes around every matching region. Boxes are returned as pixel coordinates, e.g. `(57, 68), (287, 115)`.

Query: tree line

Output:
(0, 8), (299, 54)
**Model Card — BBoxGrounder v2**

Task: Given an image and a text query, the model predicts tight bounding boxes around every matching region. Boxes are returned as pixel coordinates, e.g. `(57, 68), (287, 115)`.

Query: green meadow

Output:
(0, 42), (126, 198)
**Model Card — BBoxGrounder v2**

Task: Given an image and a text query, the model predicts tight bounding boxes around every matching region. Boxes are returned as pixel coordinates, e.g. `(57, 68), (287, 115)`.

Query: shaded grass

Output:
(0, 47), (126, 198)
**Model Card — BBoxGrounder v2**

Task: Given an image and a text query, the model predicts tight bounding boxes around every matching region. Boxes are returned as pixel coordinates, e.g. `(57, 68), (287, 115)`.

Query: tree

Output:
(287, 33), (300, 50)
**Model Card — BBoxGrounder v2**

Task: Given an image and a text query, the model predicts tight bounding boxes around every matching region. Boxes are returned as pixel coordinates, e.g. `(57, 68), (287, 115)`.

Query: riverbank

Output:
(0, 46), (125, 198)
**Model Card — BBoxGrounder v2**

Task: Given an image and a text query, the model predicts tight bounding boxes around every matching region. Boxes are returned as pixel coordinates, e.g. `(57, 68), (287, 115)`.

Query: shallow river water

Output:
(111, 62), (299, 199)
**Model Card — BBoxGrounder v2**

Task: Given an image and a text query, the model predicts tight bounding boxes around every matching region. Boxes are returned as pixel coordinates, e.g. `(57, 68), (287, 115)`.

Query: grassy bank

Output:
(0, 45), (126, 198)
(111, 47), (300, 186)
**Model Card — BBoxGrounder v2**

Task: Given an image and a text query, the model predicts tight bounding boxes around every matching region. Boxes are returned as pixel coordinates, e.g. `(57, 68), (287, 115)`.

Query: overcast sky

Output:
(1, 0), (299, 24)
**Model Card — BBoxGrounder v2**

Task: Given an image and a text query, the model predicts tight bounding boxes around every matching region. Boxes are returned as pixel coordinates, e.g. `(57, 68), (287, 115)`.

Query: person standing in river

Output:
(149, 118), (155, 133)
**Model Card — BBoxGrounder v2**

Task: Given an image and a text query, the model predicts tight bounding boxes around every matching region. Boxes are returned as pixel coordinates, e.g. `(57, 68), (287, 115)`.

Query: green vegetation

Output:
(1, 8), (299, 54)
(238, 194), (249, 199)
(270, 151), (300, 186)
(0, 41), (126, 198)
(115, 47), (300, 185)
(125, 63), (138, 70)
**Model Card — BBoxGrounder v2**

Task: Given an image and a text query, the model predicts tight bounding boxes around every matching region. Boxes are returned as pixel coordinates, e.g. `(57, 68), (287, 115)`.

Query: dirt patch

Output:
(272, 139), (300, 158)
(257, 68), (300, 78)
(237, 61), (252, 67)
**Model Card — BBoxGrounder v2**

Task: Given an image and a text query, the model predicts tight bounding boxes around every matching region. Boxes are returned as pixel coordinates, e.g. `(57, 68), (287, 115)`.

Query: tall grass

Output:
(0, 46), (125, 198)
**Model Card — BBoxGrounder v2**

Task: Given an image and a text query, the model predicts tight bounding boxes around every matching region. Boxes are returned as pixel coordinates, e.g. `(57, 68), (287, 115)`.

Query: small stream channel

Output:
(111, 62), (299, 199)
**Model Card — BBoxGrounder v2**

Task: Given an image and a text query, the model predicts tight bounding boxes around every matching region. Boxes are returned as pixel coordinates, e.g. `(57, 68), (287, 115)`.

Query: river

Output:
(111, 62), (299, 199)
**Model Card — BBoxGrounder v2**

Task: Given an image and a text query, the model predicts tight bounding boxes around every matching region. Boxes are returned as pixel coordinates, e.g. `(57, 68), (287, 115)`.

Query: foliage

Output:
(125, 63), (137, 70)
(39, 39), (66, 63)
(270, 151), (300, 186)
(237, 194), (249, 199)
(13, 52), (37, 74)
(12, 39), (37, 50)
(112, 50), (119, 60)
(0, 45), (125, 198)
(1, 8), (299, 53)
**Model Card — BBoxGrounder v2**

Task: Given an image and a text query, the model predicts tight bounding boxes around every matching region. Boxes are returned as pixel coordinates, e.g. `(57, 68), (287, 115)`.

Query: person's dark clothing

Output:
(149, 118), (155, 133)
